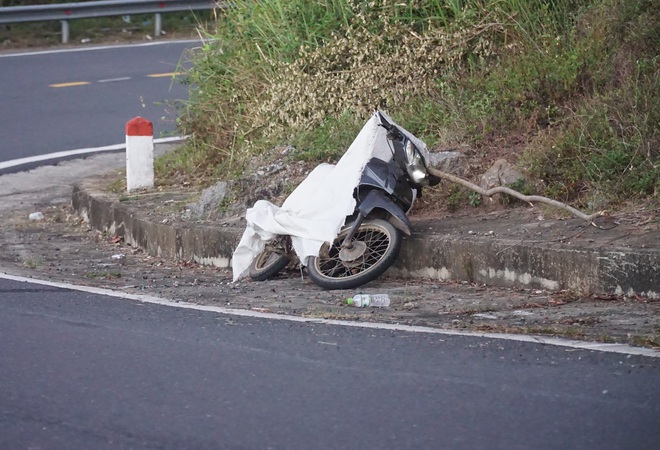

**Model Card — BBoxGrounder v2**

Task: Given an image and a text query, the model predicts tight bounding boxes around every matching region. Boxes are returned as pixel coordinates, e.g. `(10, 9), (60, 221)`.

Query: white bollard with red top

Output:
(125, 117), (154, 192)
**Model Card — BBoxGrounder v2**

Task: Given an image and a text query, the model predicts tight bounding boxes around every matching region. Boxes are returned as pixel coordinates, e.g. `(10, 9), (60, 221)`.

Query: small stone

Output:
(480, 159), (526, 204)
(111, 254), (125, 260)
(427, 151), (468, 175)
(473, 313), (498, 319)
(29, 212), (44, 221)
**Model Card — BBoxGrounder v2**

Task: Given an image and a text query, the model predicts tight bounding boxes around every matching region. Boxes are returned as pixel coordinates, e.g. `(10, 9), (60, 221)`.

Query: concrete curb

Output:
(72, 182), (242, 269)
(395, 232), (659, 297)
(72, 180), (659, 297)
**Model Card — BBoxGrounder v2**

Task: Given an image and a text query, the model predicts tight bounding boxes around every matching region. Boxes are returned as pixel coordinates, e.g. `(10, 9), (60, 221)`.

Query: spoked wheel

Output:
(249, 244), (290, 281)
(306, 219), (402, 290)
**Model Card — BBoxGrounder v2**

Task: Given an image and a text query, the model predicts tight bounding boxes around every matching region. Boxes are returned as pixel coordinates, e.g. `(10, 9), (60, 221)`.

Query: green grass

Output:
(84, 270), (122, 279)
(162, 0), (658, 209)
(23, 258), (39, 269)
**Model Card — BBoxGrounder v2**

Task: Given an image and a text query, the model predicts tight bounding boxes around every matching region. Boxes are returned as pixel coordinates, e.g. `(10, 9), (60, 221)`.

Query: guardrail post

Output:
(60, 20), (69, 44)
(154, 13), (162, 37)
(126, 117), (154, 192)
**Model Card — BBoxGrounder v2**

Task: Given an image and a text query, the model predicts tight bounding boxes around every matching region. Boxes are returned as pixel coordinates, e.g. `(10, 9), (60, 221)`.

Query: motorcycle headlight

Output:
(405, 141), (429, 186)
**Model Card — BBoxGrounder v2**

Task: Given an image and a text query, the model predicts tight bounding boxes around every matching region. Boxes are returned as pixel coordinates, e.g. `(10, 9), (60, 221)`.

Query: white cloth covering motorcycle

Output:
(231, 111), (428, 282)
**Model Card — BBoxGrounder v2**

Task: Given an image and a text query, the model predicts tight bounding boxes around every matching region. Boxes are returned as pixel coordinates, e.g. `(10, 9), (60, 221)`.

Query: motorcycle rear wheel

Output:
(306, 219), (402, 290)
(249, 246), (289, 281)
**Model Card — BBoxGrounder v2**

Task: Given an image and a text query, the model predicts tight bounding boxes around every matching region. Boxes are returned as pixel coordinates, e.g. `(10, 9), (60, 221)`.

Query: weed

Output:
(216, 195), (236, 215)
(107, 176), (127, 194)
(446, 186), (466, 212)
(84, 271), (122, 279)
(631, 335), (660, 348)
(23, 259), (39, 269)
(302, 309), (355, 321)
(502, 178), (532, 205)
(561, 326), (587, 339)
(165, 0), (657, 211)
(597, 334), (617, 344)
(468, 191), (482, 207)
(451, 306), (497, 315)
(522, 326), (559, 336)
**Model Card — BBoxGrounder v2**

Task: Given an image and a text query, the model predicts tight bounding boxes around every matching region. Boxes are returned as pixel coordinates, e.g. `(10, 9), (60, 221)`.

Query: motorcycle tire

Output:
(306, 219), (402, 290)
(249, 247), (290, 281)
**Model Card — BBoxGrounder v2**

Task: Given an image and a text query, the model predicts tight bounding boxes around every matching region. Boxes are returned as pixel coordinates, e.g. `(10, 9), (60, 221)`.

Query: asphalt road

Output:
(0, 41), (195, 163)
(1, 276), (659, 450)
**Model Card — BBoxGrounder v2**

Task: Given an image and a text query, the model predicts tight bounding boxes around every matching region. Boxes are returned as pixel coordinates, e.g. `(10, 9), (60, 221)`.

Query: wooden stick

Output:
(427, 166), (605, 225)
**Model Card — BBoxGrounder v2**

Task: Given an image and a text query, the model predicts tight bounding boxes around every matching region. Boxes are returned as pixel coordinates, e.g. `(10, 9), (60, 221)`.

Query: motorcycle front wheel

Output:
(306, 219), (402, 290)
(249, 246), (289, 281)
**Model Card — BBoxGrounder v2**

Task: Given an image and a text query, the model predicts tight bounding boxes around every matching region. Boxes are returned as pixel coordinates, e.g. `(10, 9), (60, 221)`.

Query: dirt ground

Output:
(1, 201), (658, 350)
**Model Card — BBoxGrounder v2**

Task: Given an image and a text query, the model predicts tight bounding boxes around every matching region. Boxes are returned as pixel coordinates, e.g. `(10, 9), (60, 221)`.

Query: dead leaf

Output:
(548, 300), (567, 305)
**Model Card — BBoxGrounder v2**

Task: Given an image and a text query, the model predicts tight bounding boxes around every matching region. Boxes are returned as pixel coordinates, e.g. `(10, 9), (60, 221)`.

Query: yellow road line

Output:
(146, 72), (183, 78)
(50, 73), (182, 88)
(49, 81), (91, 88)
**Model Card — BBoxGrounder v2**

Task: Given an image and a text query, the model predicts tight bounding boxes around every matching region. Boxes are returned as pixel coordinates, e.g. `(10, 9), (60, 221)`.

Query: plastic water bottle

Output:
(345, 294), (391, 308)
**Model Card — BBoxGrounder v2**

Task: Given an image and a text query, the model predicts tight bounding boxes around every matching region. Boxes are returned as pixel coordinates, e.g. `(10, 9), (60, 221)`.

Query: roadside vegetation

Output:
(161, 0), (657, 212)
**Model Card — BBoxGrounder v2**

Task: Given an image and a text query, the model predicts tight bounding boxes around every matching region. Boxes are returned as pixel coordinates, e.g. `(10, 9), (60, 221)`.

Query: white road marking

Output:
(98, 77), (132, 83)
(0, 272), (657, 358)
(0, 39), (203, 58)
(0, 136), (184, 171)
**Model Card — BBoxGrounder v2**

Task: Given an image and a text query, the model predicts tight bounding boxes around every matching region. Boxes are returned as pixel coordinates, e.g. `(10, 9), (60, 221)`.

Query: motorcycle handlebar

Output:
(376, 111), (393, 130)
(376, 112), (403, 140)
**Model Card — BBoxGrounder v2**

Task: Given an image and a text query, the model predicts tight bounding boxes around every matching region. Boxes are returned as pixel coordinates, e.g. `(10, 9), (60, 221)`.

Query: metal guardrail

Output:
(0, 0), (220, 43)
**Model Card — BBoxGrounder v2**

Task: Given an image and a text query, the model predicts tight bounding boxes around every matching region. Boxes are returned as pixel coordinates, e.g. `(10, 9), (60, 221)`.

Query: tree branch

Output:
(427, 166), (605, 225)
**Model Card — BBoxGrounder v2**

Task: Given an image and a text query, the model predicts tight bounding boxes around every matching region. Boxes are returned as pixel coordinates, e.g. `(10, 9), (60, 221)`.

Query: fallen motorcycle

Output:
(245, 111), (440, 290)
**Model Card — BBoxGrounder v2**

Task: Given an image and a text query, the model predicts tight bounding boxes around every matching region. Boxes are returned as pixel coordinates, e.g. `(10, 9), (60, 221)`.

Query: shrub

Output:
(171, 0), (658, 209)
